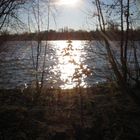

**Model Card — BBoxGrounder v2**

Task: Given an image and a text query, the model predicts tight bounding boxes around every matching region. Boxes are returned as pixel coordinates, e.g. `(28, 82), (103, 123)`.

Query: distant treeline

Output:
(1, 29), (140, 41)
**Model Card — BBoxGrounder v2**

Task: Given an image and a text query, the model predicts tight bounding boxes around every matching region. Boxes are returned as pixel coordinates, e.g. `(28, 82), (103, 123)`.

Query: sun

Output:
(57, 0), (79, 6)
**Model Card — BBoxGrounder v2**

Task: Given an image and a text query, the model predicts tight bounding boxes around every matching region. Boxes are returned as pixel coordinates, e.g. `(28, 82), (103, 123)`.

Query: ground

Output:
(0, 85), (140, 140)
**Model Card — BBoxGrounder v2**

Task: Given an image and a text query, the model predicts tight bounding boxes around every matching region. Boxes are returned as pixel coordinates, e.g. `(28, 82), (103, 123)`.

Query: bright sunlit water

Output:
(0, 40), (139, 89)
(53, 41), (91, 89)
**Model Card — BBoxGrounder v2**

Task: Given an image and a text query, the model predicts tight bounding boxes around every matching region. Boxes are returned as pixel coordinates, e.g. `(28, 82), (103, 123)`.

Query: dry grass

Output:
(0, 85), (140, 140)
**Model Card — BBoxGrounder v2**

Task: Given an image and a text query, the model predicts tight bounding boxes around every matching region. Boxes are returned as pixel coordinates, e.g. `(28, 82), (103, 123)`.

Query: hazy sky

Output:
(49, 0), (94, 30)
(12, 0), (140, 32)
(21, 0), (95, 32)
(55, 0), (140, 31)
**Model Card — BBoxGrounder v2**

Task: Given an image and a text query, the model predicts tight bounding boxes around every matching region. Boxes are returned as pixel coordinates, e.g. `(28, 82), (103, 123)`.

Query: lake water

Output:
(0, 40), (139, 89)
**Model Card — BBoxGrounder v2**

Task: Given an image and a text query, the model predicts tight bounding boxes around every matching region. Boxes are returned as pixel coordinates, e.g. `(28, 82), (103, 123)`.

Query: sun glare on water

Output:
(51, 40), (91, 89)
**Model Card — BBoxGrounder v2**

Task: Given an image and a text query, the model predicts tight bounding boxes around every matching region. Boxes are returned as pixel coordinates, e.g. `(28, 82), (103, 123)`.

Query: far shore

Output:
(1, 30), (140, 41)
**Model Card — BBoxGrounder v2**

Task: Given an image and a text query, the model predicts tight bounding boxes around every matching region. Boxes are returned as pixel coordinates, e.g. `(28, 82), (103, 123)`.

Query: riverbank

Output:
(1, 30), (140, 41)
(0, 85), (140, 140)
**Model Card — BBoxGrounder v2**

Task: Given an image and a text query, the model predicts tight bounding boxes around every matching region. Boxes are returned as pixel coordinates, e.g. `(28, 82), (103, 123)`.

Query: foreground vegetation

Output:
(0, 84), (140, 140)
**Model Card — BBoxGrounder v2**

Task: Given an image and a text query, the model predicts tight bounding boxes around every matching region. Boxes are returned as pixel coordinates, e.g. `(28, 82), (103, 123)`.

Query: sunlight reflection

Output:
(54, 0), (79, 7)
(54, 40), (91, 89)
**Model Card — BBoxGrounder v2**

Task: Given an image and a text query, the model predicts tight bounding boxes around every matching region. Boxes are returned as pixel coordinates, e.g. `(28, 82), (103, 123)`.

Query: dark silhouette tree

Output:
(92, 0), (140, 93)
(0, 0), (27, 30)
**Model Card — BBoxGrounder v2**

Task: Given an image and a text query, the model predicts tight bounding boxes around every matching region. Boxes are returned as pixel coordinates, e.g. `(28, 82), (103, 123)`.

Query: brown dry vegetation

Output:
(0, 85), (140, 140)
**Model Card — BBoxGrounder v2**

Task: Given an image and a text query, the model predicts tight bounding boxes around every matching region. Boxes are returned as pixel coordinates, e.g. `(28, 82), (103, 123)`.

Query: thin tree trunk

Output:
(124, 0), (130, 82)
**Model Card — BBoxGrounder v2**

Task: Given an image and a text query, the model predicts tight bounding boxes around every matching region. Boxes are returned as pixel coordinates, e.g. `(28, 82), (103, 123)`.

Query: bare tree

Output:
(0, 0), (27, 30)
(92, 0), (140, 92)
(27, 0), (53, 102)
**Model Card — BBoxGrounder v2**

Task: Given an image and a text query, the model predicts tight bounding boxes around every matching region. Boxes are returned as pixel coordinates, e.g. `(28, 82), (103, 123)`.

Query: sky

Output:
(49, 0), (94, 31)
(20, 0), (95, 32)
(53, 0), (140, 31)
(19, 0), (140, 33)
